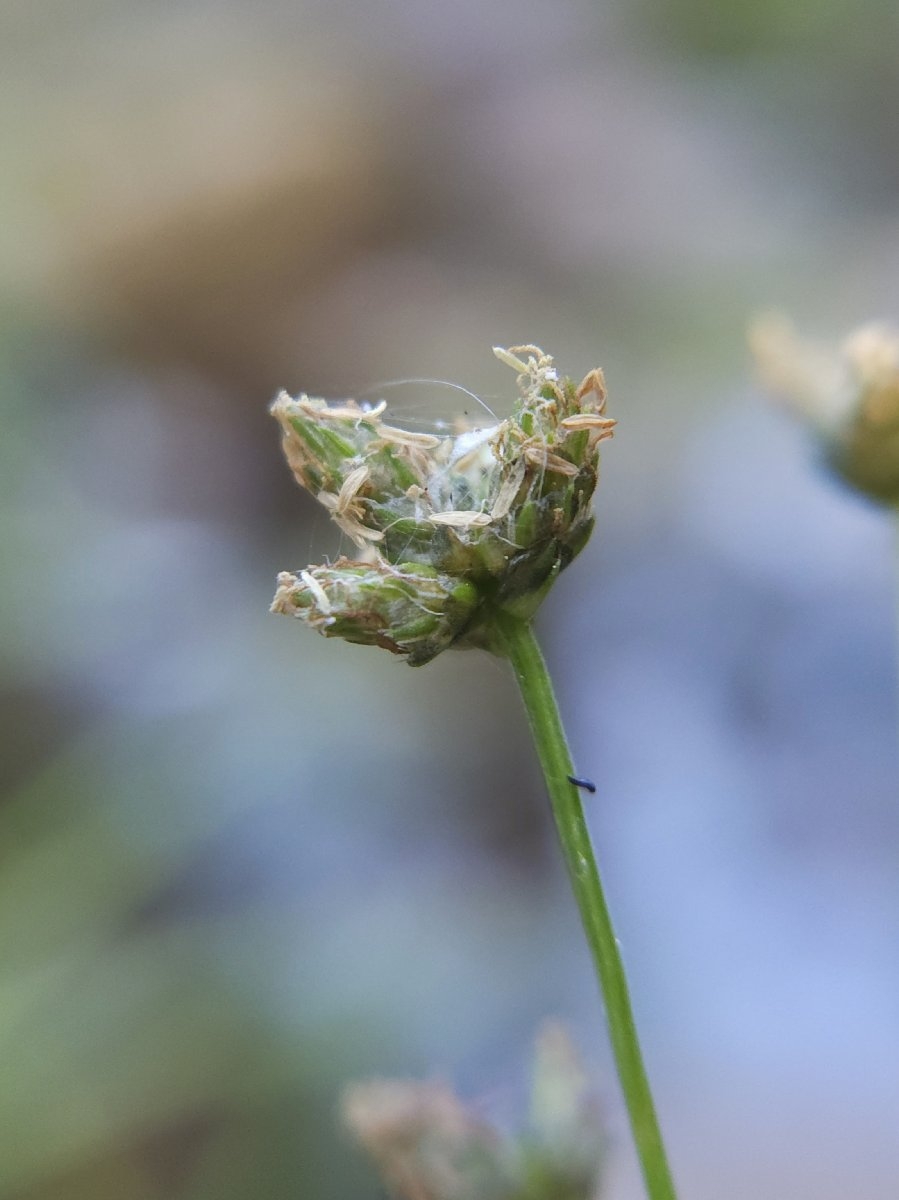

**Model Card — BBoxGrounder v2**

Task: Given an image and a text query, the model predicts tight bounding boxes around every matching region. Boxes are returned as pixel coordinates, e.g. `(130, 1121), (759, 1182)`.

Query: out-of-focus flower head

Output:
(750, 314), (899, 504)
(341, 1023), (606, 1200)
(271, 345), (615, 663)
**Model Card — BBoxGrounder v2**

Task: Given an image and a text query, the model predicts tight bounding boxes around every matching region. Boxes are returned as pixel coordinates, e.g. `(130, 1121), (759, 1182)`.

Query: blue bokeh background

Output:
(2, 2), (899, 1196)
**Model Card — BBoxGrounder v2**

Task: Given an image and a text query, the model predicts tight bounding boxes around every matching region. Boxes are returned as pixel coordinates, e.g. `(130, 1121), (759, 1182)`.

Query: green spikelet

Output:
(271, 345), (615, 662)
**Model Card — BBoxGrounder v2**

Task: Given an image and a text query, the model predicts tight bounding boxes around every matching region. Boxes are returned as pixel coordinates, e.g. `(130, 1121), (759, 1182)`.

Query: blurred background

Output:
(2, 1), (899, 1197)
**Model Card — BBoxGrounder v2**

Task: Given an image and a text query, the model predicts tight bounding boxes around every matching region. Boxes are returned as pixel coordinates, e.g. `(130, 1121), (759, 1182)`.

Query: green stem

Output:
(491, 611), (678, 1200)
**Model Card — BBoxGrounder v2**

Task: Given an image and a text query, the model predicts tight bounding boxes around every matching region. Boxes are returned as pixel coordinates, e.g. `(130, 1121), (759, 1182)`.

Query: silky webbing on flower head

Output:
(271, 345), (615, 663)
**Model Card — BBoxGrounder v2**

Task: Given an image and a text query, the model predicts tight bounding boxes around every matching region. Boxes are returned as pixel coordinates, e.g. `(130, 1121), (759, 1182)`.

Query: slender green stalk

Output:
(491, 610), (678, 1200)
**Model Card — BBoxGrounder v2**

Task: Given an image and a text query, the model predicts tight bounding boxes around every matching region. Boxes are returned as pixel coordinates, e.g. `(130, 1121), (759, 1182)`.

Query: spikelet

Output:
(272, 345), (615, 662)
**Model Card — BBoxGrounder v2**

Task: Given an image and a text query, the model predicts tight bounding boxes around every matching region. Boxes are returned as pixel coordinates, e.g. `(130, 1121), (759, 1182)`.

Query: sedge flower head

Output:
(271, 345), (615, 664)
(751, 314), (899, 504)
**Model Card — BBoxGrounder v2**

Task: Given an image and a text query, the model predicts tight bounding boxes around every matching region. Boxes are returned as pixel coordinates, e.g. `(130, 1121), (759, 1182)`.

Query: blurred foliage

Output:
(644, 0), (897, 57)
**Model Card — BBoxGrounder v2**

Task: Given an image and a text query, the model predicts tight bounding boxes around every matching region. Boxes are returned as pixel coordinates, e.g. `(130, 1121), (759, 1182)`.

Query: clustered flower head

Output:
(750, 314), (899, 504)
(271, 345), (615, 664)
(341, 1023), (606, 1200)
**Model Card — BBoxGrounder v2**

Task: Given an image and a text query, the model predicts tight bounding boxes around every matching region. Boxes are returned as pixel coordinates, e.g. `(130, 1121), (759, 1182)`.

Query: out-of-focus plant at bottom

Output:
(342, 1023), (606, 1200)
